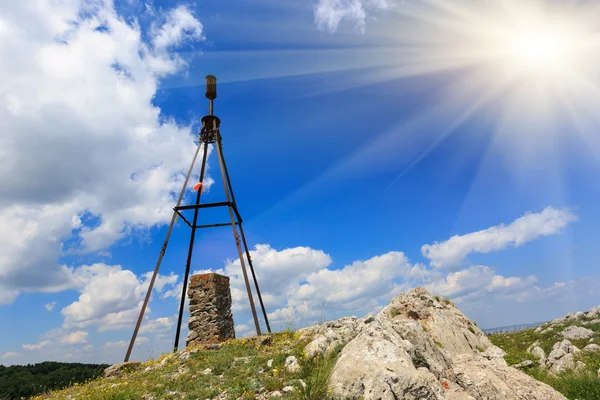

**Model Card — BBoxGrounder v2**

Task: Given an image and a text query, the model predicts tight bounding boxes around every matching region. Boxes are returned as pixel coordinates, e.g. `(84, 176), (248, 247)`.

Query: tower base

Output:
(186, 273), (235, 347)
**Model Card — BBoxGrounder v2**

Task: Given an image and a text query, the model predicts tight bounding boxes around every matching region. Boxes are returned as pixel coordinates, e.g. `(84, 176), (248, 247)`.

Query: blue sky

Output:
(1, 0), (600, 365)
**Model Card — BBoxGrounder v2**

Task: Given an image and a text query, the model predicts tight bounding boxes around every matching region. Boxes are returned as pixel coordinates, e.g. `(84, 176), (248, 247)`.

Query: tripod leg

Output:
(238, 223), (272, 333)
(173, 141), (209, 352)
(124, 140), (205, 362)
(213, 136), (262, 336)
(216, 141), (272, 333)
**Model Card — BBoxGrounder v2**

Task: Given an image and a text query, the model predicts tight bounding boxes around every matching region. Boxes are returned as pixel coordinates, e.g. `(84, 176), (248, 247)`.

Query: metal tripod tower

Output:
(124, 75), (271, 362)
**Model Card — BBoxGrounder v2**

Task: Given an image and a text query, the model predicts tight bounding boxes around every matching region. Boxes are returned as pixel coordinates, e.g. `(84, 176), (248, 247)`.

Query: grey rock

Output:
(103, 361), (141, 378)
(545, 340), (580, 374)
(285, 356), (301, 374)
(583, 344), (600, 352)
(267, 359), (273, 368)
(513, 360), (534, 369)
(564, 311), (585, 320)
(269, 391), (282, 398)
(531, 346), (546, 360)
(304, 328), (343, 358)
(526, 340), (541, 354)
(586, 305), (600, 319)
(559, 326), (594, 340)
(575, 361), (587, 372)
(327, 287), (567, 400)
(202, 368), (212, 375)
(282, 386), (294, 393)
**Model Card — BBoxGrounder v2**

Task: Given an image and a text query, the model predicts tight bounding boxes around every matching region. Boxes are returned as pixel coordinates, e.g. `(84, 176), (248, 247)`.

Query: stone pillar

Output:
(186, 273), (235, 348)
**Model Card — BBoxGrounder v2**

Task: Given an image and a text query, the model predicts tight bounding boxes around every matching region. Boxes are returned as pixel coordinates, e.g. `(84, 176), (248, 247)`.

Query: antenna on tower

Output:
(124, 75), (271, 362)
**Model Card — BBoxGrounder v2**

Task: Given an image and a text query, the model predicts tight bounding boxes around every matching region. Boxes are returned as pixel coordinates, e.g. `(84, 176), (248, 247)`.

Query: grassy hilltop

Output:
(13, 303), (600, 400)
(489, 317), (600, 400)
(30, 331), (341, 400)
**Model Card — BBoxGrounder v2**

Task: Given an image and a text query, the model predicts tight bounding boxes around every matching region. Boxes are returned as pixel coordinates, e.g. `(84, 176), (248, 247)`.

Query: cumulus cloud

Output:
(60, 263), (179, 332)
(421, 207), (578, 269)
(45, 302), (57, 311)
(314, 0), (392, 32)
(486, 275), (538, 292)
(234, 324), (251, 337)
(0, 0), (208, 304)
(60, 331), (88, 345)
(140, 317), (174, 333)
(216, 244), (332, 313)
(290, 251), (411, 308)
(22, 341), (52, 351)
(0, 352), (20, 361)
(104, 337), (148, 348)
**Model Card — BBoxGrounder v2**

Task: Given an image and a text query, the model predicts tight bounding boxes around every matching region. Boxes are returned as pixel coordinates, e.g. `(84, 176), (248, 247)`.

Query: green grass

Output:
(32, 332), (342, 400)
(488, 315), (600, 400)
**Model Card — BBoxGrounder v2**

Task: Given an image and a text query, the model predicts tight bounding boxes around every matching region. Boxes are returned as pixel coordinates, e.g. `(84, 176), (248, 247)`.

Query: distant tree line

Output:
(0, 361), (109, 399)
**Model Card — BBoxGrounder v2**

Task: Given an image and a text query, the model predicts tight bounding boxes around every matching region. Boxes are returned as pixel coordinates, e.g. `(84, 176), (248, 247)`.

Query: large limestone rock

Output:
(544, 340), (581, 374)
(587, 305), (600, 319)
(559, 325), (594, 340)
(583, 344), (600, 352)
(530, 346), (546, 361)
(298, 315), (375, 358)
(328, 287), (567, 400)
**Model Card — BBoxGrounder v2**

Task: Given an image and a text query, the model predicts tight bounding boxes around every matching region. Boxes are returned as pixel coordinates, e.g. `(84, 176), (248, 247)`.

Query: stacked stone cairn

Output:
(186, 273), (235, 348)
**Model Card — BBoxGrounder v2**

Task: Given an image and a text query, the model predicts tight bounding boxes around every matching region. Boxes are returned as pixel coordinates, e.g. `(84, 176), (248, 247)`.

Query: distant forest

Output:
(0, 361), (108, 399)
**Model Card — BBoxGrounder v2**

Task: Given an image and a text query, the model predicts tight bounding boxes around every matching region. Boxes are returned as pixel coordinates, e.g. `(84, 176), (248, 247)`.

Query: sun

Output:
(509, 29), (575, 69)
(496, 22), (586, 78)
(389, 1), (599, 87)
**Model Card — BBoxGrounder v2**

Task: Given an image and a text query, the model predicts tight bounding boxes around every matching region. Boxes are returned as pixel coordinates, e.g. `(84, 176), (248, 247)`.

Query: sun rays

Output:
(163, 0), (600, 221)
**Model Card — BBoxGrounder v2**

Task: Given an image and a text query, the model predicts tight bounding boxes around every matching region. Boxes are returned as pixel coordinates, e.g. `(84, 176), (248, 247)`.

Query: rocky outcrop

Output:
(298, 315), (375, 358)
(327, 287), (567, 400)
(530, 346), (546, 361)
(544, 340), (581, 374)
(103, 361), (141, 378)
(587, 305), (600, 319)
(583, 344), (600, 352)
(559, 325), (594, 340)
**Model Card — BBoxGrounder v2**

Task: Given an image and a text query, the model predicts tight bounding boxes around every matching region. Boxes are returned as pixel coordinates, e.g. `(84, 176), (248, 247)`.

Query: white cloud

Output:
(221, 244), (332, 311)
(45, 301), (57, 311)
(22, 340), (52, 351)
(60, 331), (88, 345)
(314, 0), (392, 32)
(152, 5), (204, 50)
(103, 337), (148, 348)
(290, 251), (411, 307)
(0, 0), (208, 304)
(59, 263), (178, 332)
(140, 317), (174, 333)
(421, 207), (578, 269)
(486, 275), (538, 292)
(234, 324), (251, 337)
(0, 352), (20, 360)
(103, 340), (128, 348)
